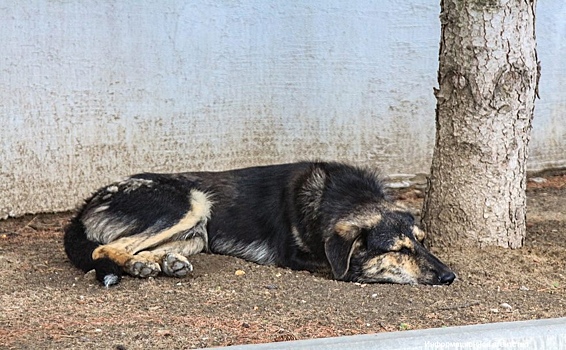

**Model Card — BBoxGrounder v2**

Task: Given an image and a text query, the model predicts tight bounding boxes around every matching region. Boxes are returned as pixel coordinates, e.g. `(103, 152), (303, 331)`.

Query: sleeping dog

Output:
(64, 161), (455, 287)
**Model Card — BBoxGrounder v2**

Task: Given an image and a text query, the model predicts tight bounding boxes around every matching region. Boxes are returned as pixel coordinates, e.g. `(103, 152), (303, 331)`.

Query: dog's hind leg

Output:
(92, 190), (211, 281)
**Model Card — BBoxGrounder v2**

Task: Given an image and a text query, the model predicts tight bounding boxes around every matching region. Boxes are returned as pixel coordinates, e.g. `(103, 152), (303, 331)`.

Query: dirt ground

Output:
(1, 175), (565, 349)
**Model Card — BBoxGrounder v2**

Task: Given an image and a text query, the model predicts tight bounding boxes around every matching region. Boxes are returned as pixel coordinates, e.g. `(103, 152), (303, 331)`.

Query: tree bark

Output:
(422, 0), (539, 249)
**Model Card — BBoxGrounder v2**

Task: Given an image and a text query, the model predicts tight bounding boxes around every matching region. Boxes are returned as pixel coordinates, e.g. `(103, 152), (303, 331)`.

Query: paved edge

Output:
(209, 317), (566, 350)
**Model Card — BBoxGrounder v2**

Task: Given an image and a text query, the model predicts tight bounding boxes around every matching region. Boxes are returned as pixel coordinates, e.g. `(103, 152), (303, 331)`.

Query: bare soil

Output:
(1, 175), (565, 349)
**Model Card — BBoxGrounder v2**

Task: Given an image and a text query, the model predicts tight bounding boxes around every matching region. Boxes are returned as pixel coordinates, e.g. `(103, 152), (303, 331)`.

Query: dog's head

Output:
(324, 207), (455, 285)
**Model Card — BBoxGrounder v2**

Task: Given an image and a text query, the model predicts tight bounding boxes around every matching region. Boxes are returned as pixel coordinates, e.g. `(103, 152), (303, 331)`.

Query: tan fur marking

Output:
(356, 213), (383, 228)
(382, 254), (419, 275)
(412, 226), (426, 242)
(389, 236), (415, 252)
(143, 238), (206, 258)
(334, 222), (361, 240)
(92, 245), (135, 266)
(363, 252), (420, 284)
(335, 213), (382, 239)
(134, 250), (162, 264)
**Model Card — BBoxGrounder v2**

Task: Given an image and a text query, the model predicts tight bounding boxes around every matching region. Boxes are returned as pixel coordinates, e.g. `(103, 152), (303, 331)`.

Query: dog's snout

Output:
(438, 271), (456, 285)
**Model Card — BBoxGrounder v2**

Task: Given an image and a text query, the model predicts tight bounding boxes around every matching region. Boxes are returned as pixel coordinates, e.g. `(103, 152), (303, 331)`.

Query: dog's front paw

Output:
(162, 253), (193, 278)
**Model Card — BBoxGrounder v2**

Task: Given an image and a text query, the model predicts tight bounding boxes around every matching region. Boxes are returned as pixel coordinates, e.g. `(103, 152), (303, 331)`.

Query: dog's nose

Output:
(439, 271), (456, 285)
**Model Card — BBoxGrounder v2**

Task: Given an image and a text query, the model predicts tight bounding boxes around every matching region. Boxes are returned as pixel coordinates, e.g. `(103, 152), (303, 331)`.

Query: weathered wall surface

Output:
(530, 3), (566, 170)
(1, 1), (564, 218)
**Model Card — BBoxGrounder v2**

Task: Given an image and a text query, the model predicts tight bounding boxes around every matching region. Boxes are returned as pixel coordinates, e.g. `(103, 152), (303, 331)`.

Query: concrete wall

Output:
(1, 1), (565, 218)
(531, 3), (566, 170)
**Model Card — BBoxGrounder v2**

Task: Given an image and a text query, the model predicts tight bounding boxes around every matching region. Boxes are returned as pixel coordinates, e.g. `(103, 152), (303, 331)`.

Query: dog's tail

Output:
(64, 217), (122, 287)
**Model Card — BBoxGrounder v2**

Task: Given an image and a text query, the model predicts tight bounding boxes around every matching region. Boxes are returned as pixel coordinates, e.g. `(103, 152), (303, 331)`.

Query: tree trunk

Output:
(422, 0), (539, 249)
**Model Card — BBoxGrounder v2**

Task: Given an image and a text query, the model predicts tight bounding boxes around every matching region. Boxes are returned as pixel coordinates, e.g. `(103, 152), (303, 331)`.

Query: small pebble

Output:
(529, 177), (547, 183)
(490, 308), (499, 313)
(235, 270), (246, 276)
(500, 303), (512, 310)
(520, 285), (529, 291)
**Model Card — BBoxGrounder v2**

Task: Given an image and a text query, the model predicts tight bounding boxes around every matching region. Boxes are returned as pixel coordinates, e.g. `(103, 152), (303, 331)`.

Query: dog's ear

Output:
(324, 222), (362, 279)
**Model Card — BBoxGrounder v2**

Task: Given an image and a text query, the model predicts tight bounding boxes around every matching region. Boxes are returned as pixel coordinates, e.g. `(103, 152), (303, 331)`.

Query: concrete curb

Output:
(211, 317), (566, 350)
